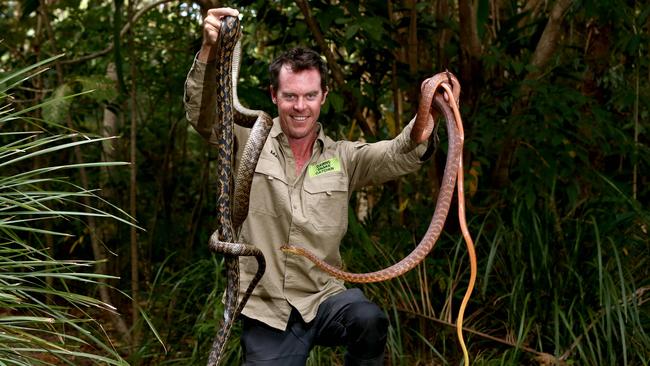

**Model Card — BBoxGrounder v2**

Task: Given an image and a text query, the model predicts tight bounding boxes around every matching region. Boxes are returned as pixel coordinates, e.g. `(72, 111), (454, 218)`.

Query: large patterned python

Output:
(281, 74), (477, 364)
(206, 16), (272, 366)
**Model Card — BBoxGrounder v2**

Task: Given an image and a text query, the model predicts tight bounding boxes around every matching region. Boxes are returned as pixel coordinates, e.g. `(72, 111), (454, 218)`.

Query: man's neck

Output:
(288, 134), (317, 174)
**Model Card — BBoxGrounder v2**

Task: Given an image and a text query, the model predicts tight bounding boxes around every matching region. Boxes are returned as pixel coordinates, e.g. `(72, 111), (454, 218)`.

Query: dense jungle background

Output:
(1, 0), (648, 365)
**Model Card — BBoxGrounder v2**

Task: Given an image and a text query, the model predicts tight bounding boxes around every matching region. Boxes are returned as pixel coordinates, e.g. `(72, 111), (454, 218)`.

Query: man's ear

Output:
(321, 87), (328, 105)
(270, 85), (277, 104)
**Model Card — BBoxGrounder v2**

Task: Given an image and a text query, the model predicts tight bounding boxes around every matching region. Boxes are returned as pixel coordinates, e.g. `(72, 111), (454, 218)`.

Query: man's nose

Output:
(293, 97), (306, 111)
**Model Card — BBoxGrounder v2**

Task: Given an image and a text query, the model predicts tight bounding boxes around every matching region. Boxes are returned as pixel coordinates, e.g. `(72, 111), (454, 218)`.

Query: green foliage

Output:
(41, 83), (72, 124)
(0, 56), (130, 364)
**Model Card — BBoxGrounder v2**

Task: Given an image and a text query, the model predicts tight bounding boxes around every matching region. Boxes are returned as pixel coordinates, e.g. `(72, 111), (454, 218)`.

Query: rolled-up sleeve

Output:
(183, 54), (220, 145)
(347, 117), (429, 190)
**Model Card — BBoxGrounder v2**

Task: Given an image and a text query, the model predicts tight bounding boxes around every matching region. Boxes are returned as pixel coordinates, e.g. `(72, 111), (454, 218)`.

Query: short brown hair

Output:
(269, 47), (328, 93)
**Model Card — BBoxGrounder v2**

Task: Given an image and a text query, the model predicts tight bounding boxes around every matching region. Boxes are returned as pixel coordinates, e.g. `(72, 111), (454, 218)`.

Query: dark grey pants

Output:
(241, 288), (388, 365)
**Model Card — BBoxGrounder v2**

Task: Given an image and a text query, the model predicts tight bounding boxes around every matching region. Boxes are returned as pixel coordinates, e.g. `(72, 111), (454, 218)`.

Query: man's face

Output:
(271, 65), (328, 141)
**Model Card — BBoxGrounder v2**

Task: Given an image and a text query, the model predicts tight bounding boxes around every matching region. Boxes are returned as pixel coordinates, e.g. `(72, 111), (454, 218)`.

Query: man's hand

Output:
(198, 7), (240, 63)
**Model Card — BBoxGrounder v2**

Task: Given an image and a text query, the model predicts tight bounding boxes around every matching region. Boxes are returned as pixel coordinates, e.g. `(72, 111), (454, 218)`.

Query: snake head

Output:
(219, 15), (241, 45)
(280, 245), (301, 255)
(441, 71), (461, 106)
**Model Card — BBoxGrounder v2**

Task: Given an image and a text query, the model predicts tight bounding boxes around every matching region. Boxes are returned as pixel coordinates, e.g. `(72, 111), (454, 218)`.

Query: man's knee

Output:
(344, 301), (388, 365)
(346, 301), (388, 341)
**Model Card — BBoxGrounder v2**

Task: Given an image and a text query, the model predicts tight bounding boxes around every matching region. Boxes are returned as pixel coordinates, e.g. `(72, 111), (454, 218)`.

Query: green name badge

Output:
(308, 158), (341, 177)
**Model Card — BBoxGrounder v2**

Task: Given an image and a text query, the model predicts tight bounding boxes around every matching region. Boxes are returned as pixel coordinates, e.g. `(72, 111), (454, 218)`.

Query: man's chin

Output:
(287, 128), (316, 141)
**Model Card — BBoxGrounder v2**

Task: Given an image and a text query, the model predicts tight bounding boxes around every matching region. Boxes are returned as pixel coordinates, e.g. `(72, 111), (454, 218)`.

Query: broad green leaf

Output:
(345, 24), (360, 40)
(75, 75), (118, 103)
(328, 92), (344, 113)
(41, 83), (72, 124)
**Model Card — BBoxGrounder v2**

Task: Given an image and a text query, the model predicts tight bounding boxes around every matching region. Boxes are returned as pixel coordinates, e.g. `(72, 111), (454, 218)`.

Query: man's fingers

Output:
(203, 7), (240, 45)
(203, 24), (219, 43)
(206, 7), (239, 18)
(204, 16), (222, 31)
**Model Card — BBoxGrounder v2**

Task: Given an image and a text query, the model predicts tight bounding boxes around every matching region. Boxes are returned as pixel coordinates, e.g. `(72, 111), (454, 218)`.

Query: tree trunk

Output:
(407, 0), (418, 75)
(458, 0), (483, 105)
(127, 0), (141, 350)
(492, 0), (574, 187)
(436, 0), (453, 68)
(525, 0), (573, 83)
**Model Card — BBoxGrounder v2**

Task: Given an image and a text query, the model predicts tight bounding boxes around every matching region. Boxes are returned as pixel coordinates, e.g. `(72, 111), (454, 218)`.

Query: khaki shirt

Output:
(184, 55), (428, 330)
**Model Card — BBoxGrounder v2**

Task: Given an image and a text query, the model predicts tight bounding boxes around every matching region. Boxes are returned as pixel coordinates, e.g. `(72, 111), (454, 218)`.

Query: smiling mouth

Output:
(292, 116), (309, 121)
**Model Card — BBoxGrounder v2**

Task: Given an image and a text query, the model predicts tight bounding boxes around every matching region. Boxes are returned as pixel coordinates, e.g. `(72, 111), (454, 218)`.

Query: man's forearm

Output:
(183, 53), (220, 144)
(198, 43), (217, 63)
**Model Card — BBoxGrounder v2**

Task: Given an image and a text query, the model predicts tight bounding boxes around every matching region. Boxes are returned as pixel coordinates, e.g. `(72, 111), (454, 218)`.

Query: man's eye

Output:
(306, 93), (318, 100)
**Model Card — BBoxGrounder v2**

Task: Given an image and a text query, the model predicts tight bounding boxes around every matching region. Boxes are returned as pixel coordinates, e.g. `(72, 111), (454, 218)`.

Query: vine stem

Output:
(632, 52), (639, 200)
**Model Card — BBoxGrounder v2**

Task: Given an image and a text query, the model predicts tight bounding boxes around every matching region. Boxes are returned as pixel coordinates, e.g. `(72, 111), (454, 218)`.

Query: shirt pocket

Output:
(249, 156), (288, 218)
(303, 174), (349, 232)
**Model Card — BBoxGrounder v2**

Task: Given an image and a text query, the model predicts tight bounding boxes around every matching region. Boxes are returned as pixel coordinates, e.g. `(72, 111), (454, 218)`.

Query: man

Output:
(184, 7), (432, 365)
